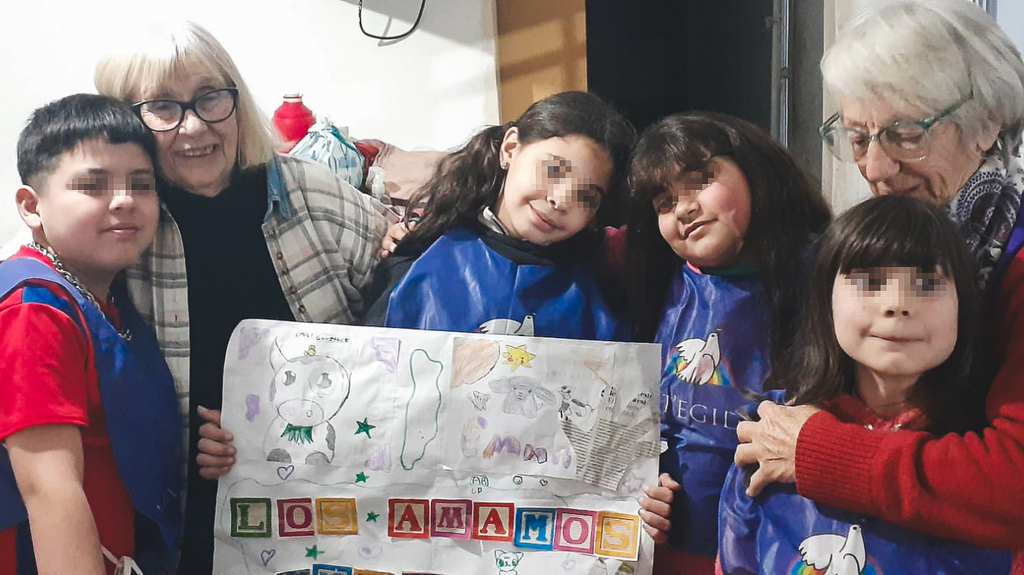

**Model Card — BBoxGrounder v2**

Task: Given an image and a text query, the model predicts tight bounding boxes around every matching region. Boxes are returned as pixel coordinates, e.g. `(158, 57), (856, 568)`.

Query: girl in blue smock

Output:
(363, 91), (634, 341)
(625, 113), (832, 574)
(718, 195), (1011, 574)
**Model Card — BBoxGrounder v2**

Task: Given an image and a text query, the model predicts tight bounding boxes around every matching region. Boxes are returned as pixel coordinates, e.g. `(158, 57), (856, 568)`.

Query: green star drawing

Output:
(355, 418), (376, 438)
(366, 511), (380, 522)
(355, 472), (368, 483)
(305, 545), (322, 559)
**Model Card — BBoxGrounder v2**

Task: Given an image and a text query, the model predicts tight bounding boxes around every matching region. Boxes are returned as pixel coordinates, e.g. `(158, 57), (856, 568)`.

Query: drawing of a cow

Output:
(264, 340), (351, 465)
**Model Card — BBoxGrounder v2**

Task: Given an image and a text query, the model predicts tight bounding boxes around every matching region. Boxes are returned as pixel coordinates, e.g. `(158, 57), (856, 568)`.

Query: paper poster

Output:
(213, 319), (662, 575)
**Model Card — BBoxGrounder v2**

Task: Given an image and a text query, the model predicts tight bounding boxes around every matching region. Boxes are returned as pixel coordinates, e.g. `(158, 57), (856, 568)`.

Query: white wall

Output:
(0, 0), (499, 244)
(821, 0), (873, 213)
(998, 1), (1024, 57)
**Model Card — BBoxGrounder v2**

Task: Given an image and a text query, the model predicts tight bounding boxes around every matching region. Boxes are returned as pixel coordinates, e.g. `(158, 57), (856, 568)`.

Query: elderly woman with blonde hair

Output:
(94, 21), (387, 573)
(734, 0), (1024, 571)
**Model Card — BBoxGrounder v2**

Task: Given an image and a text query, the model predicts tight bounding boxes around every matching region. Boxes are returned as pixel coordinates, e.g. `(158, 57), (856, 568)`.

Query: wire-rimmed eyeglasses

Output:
(819, 95), (970, 163)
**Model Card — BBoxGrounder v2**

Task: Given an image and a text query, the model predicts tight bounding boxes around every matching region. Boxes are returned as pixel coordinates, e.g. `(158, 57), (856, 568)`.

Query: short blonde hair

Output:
(94, 20), (278, 169)
(822, 0), (1024, 161)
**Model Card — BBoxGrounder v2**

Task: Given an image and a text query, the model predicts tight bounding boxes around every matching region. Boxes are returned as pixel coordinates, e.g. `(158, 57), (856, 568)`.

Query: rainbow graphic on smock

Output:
(787, 560), (880, 575)
(664, 332), (734, 387)
(666, 351), (734, 387)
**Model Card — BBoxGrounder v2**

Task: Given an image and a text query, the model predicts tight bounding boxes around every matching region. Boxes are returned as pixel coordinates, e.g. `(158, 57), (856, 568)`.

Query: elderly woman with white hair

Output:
(94, 22), (387, 573)
(734, 0), (1024, 569)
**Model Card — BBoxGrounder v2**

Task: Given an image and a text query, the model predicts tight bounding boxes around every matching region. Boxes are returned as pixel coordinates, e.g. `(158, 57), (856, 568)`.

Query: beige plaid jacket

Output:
(125, 154), (388, 450)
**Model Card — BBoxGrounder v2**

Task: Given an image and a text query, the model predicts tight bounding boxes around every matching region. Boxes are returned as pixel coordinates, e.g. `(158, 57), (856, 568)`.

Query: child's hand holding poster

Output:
(213, 320), (661, 575)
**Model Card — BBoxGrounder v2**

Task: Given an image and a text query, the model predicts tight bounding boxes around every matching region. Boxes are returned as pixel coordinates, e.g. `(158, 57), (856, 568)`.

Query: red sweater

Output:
(795, 247), (1024, 572)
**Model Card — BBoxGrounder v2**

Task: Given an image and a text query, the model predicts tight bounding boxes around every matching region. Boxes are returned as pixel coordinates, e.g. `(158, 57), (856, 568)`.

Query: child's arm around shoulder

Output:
(5, 424), (106, 575)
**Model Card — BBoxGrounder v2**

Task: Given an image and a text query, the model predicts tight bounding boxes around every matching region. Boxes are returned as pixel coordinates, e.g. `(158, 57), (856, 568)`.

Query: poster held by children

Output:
(213, 319), (661, 575)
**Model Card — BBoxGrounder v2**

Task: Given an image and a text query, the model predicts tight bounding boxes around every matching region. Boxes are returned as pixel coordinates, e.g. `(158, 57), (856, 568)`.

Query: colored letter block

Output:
(318, 498), (359, 535)
(554, 509), (597, 554)
(514, 507), (556, 550)
(431, 499), (472, 539)
(388, 498), (429, 538)
(595, 511), (640, 560)
(278, 498), (316, 537)
(472, 502), (515, 542)
(312, 565), (353, 575)
(230, 498), (272, 538)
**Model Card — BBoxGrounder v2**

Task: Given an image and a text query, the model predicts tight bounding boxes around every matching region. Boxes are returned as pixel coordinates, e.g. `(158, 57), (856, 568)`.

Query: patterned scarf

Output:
(948, 152), (1024, 292)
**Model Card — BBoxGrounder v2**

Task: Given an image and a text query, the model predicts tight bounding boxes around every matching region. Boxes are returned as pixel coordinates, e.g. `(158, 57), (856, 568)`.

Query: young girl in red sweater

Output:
(717, 195), (1012, 574)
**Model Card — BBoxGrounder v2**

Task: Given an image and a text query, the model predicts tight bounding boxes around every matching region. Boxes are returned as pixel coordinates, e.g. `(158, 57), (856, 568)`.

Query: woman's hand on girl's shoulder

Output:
(196, 406), (236, 479)
(734, 401), (821, 496)
(638, 472), (682, 544)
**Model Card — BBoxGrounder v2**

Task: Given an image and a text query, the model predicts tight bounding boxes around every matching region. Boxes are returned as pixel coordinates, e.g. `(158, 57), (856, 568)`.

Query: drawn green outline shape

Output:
(400, 349), (443, 470)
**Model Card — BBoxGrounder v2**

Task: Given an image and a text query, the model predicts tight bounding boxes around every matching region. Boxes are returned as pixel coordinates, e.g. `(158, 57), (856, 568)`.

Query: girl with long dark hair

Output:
(626, 112), (831, 573)
(718, 196), (1008, 574)
(363, 91), (635, 341)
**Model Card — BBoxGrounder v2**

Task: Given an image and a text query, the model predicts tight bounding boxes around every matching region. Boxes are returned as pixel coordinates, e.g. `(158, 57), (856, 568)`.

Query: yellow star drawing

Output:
(502, 344), (536, 371)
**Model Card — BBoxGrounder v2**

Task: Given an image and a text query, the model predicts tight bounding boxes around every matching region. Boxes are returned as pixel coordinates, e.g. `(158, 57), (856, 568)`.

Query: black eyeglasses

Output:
(132, 87), (239, 132)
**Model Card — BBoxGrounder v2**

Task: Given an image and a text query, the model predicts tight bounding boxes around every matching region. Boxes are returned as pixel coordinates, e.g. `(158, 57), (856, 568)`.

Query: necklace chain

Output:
(27, 242), (132, 341)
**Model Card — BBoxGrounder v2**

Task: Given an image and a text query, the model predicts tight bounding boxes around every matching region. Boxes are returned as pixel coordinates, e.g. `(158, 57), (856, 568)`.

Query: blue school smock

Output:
(718, 393), (1012, 575)
(384, 227), (628, 341)
(0, 257), (182, 572)
(655, 262), (770, 558)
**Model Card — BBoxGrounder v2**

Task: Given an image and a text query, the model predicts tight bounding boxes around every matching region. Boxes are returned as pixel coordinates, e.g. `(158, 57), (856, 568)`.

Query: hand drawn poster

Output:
(213, 319), (662, 575)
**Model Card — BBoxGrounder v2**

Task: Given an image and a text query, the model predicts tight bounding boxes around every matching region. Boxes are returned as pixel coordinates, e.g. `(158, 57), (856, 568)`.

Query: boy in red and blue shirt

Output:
(0, 94), (181, 575)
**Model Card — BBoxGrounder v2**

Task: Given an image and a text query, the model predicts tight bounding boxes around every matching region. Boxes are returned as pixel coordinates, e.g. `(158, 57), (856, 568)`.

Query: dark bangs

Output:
(794, 195), (989, 434)
(627, 116), (732, 203)
(830, 196), (964, 278)
(17, 93), (156, 187)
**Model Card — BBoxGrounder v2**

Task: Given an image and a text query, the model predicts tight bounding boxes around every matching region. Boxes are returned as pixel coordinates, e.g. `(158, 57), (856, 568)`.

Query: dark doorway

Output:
(585, 1), (775, 133)
(585, 1), (823, 177)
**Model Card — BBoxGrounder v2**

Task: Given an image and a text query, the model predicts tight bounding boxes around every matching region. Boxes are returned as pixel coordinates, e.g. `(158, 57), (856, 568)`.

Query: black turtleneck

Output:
(161, 168), (294, 575)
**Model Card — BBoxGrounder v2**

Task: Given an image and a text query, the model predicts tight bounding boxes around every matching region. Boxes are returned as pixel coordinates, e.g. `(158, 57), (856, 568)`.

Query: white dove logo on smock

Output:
(799, 524), (867, 575)
(478, 314), (535, 336)
(672, 331), (722, 385)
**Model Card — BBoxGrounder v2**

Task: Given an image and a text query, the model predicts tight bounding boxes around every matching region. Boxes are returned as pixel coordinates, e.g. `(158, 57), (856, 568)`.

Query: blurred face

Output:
(653, 157), (752, 268)
(840, 100), (986, 205)
(494, 130), (611, 245)
(832, 266), (958, 385)
(138, 68), (239, 197)
(20, 139), (159, 295)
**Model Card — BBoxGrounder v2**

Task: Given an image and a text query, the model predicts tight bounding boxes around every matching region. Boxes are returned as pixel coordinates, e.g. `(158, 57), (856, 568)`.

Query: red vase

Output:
(273, 94), (315, 152)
